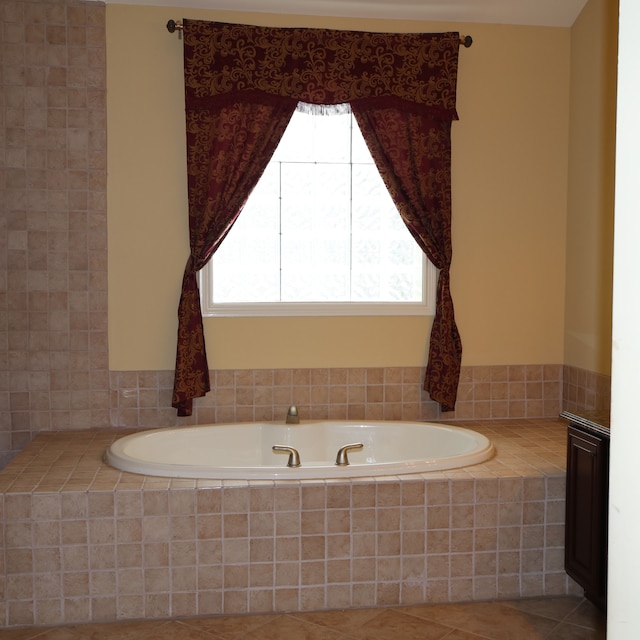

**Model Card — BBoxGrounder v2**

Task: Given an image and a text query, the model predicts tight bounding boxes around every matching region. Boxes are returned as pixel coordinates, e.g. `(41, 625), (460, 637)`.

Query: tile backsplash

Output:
(109, 365), (565, 430)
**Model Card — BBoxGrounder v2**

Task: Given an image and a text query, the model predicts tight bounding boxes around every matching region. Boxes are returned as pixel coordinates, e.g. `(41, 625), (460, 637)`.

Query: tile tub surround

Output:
(108, 364), (565, 430)
(0, 418), (580, 628)
(2, 361), (594, 471)
(5, 360), (565, 470)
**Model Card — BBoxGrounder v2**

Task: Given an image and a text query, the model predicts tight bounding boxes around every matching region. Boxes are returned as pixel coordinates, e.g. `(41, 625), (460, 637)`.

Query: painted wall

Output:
(106, 5), (570, 372)
(564, 0), (617, 376)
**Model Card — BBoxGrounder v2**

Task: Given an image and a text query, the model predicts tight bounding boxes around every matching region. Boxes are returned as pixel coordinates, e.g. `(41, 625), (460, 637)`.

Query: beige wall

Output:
(564, 0), (617, 375)
(107, 5), (570, 371)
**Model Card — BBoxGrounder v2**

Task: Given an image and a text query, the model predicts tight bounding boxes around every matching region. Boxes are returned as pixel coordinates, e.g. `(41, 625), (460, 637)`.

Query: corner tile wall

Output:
(562, 364), (611, 415)
(1, 0), (110, 468)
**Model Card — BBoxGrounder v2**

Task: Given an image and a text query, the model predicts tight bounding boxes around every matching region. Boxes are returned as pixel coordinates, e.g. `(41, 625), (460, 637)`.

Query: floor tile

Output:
(7, 629), (83, 640)
(290, 608), (381, 634)
(545, 621), (606, 640)
(236, 615), (311, 640)
(0, 597), (606, 640)
(179, 613), (280, 638)
(503, 596), (583, 621)
(564, 599), (606, 631)
(440, 630), (498, 640)
(396, 601), (560, 640)
(350, 608), (453, 640)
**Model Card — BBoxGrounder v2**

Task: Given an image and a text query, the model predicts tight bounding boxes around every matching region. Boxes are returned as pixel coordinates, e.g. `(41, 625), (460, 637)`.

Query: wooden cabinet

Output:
(565, 424), (609, 610)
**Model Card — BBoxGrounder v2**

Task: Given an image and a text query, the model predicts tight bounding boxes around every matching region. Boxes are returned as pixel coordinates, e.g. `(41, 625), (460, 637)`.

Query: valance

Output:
(182, 20), (460, 117)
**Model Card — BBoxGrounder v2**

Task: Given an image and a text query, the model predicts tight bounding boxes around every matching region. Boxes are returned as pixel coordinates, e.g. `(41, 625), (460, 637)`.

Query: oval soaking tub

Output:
(104, 420), (494, 480)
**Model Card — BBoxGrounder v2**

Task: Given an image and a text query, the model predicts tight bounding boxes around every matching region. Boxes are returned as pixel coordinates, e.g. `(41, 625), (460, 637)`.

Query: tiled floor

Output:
(0, 596), (605, 639)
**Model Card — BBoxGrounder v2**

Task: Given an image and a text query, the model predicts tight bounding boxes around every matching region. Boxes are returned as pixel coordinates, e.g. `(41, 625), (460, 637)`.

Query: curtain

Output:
(174, 19), (462, 415)
(172, 99), (296, 415)
(351, 107), (461, 410)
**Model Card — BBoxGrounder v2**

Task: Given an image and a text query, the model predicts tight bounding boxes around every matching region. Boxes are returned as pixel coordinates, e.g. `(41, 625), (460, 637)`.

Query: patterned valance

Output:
(182, 20), (460, 117)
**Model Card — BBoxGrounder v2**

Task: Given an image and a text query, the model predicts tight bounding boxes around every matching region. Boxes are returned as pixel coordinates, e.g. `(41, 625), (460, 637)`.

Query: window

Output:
(200, 106), (436, 317)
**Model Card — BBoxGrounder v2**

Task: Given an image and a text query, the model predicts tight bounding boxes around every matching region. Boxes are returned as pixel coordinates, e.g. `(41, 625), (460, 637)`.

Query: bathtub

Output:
(105, 420), (494, 480)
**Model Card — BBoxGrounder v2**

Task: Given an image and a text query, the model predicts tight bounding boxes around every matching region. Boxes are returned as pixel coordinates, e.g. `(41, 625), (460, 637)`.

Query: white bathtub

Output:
(104, 420), (494, 480)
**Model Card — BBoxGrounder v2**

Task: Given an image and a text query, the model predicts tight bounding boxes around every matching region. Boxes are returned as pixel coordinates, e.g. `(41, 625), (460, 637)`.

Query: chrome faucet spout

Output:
(286, 405), (300, 424)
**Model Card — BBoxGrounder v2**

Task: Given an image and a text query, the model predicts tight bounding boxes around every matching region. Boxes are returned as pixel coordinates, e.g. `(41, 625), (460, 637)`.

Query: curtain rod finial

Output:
(460, 35), (473, 48)
(167, 19), (183, 36)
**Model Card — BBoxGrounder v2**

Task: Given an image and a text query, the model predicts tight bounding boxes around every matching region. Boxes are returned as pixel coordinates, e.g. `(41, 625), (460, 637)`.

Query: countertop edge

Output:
(560, 410), (610, 437)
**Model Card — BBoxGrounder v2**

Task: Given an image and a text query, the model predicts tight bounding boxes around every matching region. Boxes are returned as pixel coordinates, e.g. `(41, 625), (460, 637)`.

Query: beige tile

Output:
(547, 623), (605, 639)
(1, 419), (577, 630)
(353, 608), (453, 639)
(403, 601), (561, 640)
(293, 608), (380, 634)
(504, 596), (582, 621)
(564, 599), (607, 631)
(441, 631), (496, 640)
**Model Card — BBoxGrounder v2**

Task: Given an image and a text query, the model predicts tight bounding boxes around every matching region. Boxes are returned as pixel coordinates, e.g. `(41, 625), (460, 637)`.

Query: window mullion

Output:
(278, 160), (283, 303)
(349, 113), (354, 302)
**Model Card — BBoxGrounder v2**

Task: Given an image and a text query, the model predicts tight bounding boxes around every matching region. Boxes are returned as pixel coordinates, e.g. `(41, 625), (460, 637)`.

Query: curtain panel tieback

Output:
(172, 255), (209, 416)
(424, 267), (462, 412)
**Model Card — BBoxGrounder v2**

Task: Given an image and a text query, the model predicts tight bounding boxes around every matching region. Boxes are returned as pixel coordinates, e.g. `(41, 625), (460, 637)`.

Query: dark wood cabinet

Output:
(564, 424), (609, 610)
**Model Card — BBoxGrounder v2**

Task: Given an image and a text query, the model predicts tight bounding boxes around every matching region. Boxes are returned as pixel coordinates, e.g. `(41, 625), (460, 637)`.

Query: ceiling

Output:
(107, 0), (588, 28)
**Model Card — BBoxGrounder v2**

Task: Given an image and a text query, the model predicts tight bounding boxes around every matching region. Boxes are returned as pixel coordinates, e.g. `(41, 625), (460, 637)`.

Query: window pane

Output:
(274, 109), (351, 163)
(281, 162), (350, 301)
(281, 163), (350, 231)
(205, 107), (431, 314)
(211, 164), (280, 302)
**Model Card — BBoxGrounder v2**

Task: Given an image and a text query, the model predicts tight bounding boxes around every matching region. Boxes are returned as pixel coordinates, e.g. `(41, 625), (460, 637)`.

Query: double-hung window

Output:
(200, 105), (436, 317)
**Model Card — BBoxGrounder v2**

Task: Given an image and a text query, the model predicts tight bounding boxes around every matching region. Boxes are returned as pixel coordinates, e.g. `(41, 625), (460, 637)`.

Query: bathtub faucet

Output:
(285, 405), (300, 424)
(335, 442), (364, 466)
(272, 445), (301, 467)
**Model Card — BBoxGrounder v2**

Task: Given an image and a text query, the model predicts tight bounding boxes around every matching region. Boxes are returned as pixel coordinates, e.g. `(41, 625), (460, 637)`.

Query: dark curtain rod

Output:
(165, 20), (473, 47)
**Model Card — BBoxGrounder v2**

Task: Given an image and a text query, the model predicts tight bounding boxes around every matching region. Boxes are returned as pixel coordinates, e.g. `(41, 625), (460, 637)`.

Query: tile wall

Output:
(2, 0), (110, 468)
(562, 365), (611, 416)
(109, 365), (565, 429)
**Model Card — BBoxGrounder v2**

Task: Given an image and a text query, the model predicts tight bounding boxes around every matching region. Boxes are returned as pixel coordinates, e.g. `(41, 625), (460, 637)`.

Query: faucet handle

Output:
(335, 443), (364, 466)
(272, 445), (301, 468)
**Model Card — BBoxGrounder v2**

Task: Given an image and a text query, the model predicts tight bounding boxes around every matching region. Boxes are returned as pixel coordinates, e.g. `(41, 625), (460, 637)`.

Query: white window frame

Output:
(200, 260), (437, 317)
(199, 106), (438, 318)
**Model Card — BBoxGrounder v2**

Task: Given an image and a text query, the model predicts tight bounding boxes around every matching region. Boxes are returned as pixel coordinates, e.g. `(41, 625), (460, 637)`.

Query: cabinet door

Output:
(564, 426), (609, 608)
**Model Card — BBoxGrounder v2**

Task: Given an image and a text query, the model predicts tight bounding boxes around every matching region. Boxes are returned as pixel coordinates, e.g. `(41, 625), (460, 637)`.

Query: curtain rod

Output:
(165, 20), (472, 47)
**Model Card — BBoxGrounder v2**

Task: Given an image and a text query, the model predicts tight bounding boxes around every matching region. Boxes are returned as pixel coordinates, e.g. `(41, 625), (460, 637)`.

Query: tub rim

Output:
(104, 420), (495, 480)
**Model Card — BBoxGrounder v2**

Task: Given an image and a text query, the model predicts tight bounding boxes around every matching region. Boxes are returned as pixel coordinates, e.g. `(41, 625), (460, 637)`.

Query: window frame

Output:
(199, 107), (437, 318)
(200, 260), (437, 317)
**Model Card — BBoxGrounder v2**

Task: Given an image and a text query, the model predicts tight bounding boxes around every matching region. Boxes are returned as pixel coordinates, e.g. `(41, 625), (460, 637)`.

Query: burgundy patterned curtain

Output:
(172, 99), (296, 415)
(173, 19), (462, 415)
(351, 108), (461, 410)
